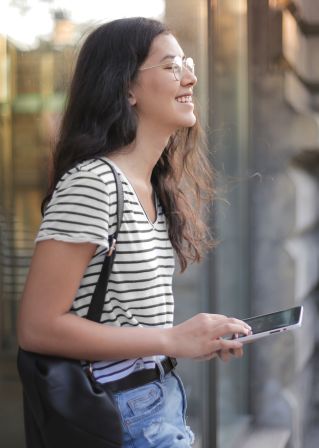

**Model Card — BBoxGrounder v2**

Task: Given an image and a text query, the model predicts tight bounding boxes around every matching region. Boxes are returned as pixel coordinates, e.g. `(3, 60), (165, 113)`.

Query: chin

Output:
(180, 114), (197, 128)
(165, 112), (197, 133)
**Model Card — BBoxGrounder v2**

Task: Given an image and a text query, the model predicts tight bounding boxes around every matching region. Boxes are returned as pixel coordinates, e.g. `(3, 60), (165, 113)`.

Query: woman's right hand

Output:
(165, 313), (251, 361)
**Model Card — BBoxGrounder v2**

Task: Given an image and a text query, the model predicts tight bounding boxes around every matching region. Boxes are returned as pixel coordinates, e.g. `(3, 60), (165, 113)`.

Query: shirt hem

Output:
(35, 235), (109, 249)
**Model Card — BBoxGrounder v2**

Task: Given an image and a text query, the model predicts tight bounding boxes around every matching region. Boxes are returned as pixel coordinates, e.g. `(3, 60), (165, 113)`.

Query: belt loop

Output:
(156, 358), (166, 382)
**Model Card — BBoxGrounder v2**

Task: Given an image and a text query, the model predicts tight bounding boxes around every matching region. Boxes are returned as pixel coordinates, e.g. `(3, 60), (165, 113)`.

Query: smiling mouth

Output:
(175, 95), (193, 104)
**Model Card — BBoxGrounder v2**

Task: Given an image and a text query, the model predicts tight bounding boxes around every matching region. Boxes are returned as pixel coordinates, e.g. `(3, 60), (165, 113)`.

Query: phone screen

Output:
(242, 307), (301, 336)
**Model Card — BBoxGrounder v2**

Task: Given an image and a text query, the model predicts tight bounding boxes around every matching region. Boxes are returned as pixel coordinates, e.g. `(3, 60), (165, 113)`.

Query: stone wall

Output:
(249, 1), (319, 447)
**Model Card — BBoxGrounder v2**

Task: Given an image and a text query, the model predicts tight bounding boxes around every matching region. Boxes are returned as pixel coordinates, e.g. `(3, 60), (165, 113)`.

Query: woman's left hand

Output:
(217, 346), (244, 362)
(195, 336), (244, 362)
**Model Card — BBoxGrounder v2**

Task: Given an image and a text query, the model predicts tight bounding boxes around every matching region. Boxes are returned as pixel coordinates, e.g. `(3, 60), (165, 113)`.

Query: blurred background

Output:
(0, 0), (319, 447)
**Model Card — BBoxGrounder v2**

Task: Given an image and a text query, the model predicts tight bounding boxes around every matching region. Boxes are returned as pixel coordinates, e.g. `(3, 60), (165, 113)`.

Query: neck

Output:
(107, 121), (173, 185)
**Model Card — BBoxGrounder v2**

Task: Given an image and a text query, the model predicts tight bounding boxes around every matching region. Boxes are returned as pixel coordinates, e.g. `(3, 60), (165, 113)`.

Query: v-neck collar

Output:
(102, 157), (159, 228)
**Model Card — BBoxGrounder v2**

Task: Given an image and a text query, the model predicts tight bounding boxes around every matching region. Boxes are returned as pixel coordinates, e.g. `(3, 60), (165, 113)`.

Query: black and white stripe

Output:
(36, 157), (175, 383)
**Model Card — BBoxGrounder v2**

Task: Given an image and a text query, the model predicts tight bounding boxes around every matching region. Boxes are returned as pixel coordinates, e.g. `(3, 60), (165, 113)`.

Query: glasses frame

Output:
(139, 55), (195, 81)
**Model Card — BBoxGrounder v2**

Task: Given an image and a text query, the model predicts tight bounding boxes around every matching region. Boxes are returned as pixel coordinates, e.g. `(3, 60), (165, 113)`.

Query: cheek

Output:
(136, 78), (178, 112)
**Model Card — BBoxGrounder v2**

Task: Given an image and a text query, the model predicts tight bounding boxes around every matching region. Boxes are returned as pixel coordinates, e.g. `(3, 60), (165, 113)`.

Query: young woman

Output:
(17, 17), (251, 447)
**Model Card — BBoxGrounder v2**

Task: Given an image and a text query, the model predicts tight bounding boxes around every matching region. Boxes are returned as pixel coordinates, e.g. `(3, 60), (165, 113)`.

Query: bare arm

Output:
(17, 240), (250, 361)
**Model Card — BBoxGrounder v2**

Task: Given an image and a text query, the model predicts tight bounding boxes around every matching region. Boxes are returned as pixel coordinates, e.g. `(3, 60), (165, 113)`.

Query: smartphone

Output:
(235, 305), (303, 343)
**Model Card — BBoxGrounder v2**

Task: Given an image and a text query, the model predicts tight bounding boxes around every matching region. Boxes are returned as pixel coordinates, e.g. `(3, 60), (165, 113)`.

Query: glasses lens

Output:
(172, 56), (182, 81)
(172, 56), (195, 80)
(186, 57), (195, 74)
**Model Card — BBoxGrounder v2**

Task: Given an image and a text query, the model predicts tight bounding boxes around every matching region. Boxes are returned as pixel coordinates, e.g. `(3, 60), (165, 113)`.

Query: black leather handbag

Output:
(17, 160), (124, 448)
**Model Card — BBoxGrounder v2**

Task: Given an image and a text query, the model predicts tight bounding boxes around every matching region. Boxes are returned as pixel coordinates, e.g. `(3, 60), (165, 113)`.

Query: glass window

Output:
(165, 1), (212, 447)
(209, 1), (251, 446)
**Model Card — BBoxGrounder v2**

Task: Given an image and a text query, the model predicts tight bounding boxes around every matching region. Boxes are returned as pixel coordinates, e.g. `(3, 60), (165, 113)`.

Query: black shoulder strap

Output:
(85, 159), (124, 322)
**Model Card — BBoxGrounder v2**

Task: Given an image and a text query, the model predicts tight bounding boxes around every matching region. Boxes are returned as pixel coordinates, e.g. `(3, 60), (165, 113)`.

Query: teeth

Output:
(176, 95), (192, 103)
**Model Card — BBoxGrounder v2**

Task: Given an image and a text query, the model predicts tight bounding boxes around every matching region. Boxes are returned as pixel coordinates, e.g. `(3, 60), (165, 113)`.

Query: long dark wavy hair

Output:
(43, 17), (215, 272)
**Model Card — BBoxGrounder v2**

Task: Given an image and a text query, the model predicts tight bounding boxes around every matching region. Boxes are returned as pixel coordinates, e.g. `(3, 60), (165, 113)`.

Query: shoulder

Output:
(55, 158), (117, 196)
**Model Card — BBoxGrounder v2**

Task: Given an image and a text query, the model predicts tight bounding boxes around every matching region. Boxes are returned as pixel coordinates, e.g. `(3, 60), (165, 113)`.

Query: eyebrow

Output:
(159, 54), (185, 63)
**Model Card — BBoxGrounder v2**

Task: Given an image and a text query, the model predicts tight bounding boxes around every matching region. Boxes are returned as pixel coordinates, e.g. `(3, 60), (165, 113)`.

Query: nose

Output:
(180, 68), (197, 87)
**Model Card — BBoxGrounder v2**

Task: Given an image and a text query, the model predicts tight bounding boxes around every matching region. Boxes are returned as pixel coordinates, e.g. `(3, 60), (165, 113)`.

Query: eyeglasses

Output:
(139, 55), (195, 81)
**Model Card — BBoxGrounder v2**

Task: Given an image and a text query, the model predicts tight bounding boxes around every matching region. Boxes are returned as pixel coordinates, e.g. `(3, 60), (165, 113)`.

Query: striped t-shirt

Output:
(35, 157), (175, 383)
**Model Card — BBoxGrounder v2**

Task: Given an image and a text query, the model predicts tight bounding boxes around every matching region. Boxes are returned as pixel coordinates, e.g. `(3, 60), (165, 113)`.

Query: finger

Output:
(212, 337), (243, 352)
(230, 347), (244, 358)
(208, 315), (252, 332)
(226, 317), (252, 331)
(213, 322), (251, 339)
(194, 353), (218, 361)
(218, 350), (231, 362)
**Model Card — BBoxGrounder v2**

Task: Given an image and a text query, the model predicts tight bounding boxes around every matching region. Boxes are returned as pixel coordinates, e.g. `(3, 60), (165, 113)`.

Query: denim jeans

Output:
(112, 371), (195, 447)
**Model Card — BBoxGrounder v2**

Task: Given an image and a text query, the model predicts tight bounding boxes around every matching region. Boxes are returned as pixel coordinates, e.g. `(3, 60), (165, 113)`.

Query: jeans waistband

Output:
(101, 357), (177, 393)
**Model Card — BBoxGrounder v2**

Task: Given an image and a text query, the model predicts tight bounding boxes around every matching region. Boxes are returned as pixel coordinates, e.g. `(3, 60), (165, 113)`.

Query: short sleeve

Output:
(35, 170), (110, 249)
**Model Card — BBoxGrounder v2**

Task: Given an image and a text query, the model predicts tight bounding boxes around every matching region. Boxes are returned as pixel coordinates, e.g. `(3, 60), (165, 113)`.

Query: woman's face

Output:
(130, 33), (197, 133)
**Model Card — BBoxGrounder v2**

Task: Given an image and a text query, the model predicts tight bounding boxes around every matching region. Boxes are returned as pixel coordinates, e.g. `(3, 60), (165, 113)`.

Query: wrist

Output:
(159, 326), (175, 358)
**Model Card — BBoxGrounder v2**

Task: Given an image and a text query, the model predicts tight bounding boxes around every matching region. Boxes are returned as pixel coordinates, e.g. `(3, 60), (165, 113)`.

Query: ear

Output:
(128, 90), (137, 106)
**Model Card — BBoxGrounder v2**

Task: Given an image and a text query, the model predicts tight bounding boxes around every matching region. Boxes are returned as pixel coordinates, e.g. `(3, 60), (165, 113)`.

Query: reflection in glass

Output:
(211, 1), (250, 446)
